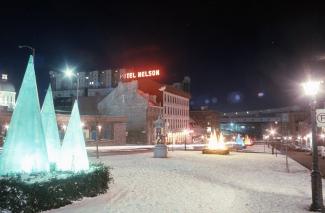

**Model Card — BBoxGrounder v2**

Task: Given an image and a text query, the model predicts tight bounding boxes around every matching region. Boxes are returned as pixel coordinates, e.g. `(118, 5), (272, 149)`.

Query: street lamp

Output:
(18, 45), (35, 57)
(96, 125), (102, 159)
(302, 79), (324, 211)
(268, 128), (277, 154)
(64, 67), (79, 101)
(269, 129), (276, 137)
(320, 133), (325, 140)
(183, 129), (189, 150)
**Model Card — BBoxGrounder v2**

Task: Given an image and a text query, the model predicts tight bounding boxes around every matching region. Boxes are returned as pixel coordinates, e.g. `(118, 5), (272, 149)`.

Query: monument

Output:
(153, 115), (168, 158)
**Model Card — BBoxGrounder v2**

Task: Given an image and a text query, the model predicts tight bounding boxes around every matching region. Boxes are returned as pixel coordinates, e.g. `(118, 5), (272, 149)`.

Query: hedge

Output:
(0, 163), (113, 213)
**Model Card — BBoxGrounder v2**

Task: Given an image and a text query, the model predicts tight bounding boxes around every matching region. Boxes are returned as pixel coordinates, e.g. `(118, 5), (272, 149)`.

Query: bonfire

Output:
(202, 130), (229, 155)
(244, 135), (253, 146)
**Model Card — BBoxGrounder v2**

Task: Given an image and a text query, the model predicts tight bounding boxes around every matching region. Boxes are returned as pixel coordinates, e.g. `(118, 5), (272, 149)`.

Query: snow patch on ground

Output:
(46, 145), (322, 213)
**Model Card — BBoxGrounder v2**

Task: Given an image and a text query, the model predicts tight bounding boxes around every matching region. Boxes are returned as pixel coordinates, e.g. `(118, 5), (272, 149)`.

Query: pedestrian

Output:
(272, 143), (274, 154)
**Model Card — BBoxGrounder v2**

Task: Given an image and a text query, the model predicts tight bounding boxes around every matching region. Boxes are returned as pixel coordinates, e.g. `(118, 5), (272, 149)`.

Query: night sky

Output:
(1, 1), (325, 112)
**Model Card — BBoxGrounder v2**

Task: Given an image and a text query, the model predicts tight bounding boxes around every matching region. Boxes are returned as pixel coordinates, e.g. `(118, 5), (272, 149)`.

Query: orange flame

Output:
(208, 130), (227, 150)
(244, 135), (252, 145)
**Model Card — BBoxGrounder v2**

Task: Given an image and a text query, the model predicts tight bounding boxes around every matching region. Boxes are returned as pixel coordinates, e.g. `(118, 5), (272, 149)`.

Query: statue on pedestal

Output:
(153, 115), (168, 158)
(154, 115), (165, 144)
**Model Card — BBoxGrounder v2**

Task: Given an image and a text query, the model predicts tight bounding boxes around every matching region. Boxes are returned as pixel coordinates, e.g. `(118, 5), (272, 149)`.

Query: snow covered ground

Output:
(46, 145), (323, 213)
(86, 143), (205, 151)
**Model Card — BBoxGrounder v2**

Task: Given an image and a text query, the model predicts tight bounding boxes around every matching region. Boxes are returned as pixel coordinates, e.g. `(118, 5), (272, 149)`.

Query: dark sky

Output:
(1, 1), (325, 112)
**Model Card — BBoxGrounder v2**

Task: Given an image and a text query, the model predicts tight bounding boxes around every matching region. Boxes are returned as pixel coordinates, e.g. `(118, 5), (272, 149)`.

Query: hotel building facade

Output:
(97, 79), (191, 144)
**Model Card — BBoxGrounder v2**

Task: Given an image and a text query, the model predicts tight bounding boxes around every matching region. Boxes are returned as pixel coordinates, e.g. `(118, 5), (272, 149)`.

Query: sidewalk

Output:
(287, 150), (325, 177)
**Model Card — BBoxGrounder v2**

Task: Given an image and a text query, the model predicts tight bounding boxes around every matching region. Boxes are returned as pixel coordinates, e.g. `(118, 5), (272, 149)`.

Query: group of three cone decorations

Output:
(0, 55), (89, 174)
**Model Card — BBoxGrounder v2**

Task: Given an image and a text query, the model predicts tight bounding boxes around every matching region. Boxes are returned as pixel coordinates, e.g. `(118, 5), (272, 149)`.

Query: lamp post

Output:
(270, 128), (276, 155)
(96, 125), (102, 159)
(302, 80), (324, 211)
(64, 67), (79, 102)
(183, 129), (189, 150)
(18, 45), (35, 57)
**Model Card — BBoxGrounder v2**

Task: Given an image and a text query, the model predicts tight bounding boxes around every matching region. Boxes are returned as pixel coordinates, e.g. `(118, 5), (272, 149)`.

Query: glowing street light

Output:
(302, 80), (322, 96)
(64, 67), (79, 101)
(320, 134), (325, 141)
(96, 125), (102, 159)
(302, 79), (324, 211)
(269, 129), (276, 136)
(64, 67), (75, 78)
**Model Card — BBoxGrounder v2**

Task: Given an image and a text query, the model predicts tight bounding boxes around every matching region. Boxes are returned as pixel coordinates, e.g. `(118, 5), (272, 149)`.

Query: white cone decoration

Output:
(0, 55), (49, 174)
(58, 101), (89, 172)
(41, 85), (61, 166)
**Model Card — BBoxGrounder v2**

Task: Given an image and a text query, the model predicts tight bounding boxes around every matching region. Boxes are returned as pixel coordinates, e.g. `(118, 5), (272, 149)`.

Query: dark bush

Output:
(0, 163), (112, 213)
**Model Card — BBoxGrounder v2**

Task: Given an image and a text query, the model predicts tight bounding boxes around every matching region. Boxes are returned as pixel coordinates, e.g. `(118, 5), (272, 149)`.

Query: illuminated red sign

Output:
(120, 69), (160, 80)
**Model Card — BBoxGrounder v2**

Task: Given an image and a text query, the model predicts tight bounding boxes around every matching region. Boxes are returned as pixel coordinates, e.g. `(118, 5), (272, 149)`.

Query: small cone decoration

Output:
(0, 55), (49, 174)
(41, 85), (61, 166)
(235, 134), (245, 146)
(58, 101), (89, 172)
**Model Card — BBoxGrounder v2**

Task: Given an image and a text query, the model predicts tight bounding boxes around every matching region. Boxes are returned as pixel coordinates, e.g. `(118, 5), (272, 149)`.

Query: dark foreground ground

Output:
(286, 150), (325, 177)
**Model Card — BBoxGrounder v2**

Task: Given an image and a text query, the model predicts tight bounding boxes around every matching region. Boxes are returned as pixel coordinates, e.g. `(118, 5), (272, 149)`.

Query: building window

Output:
(104, 124), (114, 140)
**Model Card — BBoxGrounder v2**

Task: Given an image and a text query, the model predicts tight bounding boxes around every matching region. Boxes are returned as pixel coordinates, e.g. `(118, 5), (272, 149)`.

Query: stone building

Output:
(98, 80), (162, 144)
(56, 113), (127, 146)
(55, 96), (128, 145)
(137, 79), (191, 143)
(98, 79), (191, 144)
(0, 96), (127, 146)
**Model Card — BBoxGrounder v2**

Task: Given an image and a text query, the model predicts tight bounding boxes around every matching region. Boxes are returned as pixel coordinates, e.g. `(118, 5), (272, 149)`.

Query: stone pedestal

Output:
(202, 148), (229, 155)
(154, 144), (168, 158)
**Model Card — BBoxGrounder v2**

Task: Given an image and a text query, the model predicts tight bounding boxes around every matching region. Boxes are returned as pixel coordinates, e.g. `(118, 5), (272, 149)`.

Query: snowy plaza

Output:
(46, 145), (324, 213)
